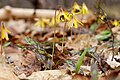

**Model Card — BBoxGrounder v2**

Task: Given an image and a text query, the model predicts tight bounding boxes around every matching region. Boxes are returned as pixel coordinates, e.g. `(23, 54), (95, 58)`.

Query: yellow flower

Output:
(112, 20), (120, 27)
(57, 10), (72, 22)
(1, 22), (11, 40)
(97, 13), (107, 22)
(50, 17), (60, 26)
(67, 18), (83, 29)
(51, 17), (56, 26)
(73, 18), (83, 28)
(73, 19), (78, 28)
(34, 19), (44, 27)
(81, 3), (89, 14)
(71, 2), (81, 15)
(34, 18), (50, 27)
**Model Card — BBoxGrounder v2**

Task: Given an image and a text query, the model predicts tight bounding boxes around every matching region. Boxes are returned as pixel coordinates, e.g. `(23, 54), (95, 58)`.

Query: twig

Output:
(0, 6), (56, 20)
(105, 20), (115, 61)
(96, 0), (115, 61)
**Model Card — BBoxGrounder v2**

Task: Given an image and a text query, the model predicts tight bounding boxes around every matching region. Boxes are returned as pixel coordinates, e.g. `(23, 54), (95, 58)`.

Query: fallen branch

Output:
(0, 6), (56, 20)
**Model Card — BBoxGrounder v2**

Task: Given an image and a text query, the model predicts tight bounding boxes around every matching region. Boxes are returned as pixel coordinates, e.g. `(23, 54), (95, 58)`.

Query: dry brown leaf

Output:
(95, 23), (107, 33)
(65, 34), (90, 50)
(48, 37), (59, 42)
(26, 70), (72, 80)
(38, 30), (66, 42)
(4, 47), (21, 54)
(7, 19), (27, 35)
(116, 32), (120, 41)
(72, 74), (89, 80)
(112, 26), (120, 34)
(0, 67), (19, 80)
(106, 53), (120, 69)
(103, 69), (120, 80)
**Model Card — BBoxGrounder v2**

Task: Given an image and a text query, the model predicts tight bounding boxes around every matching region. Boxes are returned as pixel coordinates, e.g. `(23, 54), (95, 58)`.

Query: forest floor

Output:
(0, 7), (120, 80)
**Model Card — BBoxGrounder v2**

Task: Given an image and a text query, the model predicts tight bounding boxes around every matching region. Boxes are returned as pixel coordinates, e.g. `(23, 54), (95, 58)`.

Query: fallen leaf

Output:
(106, 53), (120, 69)
(7, 19), (27, 35)
(65, 34), (90, 50)
(27, 70), (72, 80)
(72, 74), (89, 80)
(0, 67), (19, 80)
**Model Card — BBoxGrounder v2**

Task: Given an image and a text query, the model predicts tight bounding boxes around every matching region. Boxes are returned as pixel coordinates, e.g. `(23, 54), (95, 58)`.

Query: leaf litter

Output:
(0, 2), (120, 80)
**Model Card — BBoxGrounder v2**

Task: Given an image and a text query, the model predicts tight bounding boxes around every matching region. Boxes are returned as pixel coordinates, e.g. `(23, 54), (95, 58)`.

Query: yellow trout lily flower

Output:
(1, 22), (11, 40)
(34, 18), (50, 27)
(50, 17), (60, 26)
(97, 13), (107, 22)
(57, 10), (72, 22)
(72, 2), (81, 15)
(112, 20), (120, 27)
(73, 18), (83, 28)
(73, 19), (78, 28)
(51, 17), (56, 26)
(67, 18), (83, 29)
(81, 3), (89, 14)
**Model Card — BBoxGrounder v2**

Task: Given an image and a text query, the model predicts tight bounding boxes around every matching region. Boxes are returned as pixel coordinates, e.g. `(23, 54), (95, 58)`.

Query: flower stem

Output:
(51, 9), (57, 69)
(62, 21), (67, 53)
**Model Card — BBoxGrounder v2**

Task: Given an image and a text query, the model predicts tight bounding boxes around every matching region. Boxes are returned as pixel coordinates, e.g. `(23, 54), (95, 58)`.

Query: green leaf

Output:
(17, 44), (26, 50)
(100, 30), (111, 35)
(24, 37), (36, 45)
(3, 42), (11, 48)
(96, 34), (111, 40)
(90, 23), (98, 34)
(96, 30), (111, 40)
(75, 47), (88, 73)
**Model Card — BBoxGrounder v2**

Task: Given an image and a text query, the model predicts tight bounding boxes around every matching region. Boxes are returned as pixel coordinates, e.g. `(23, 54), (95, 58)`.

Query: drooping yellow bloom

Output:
(57, 9), (83, 28)
(112, 20), (120, 27)
(81, 3), (89, 14)
(72, 2), (81, 15)
(67, 17), (83, 29)
(73, 18), (83, 28)
(97, 13), (107, 22)
(50, 17), (56, 26)
(67, 18), (78, 29)
(57, 10), (72, 22)
(1, 22), (11, 40)
(34, 19), (44, 27)
(34, 18), (50, 27)
(73, 19), (78, 28)
(50, 16), (60, 26)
